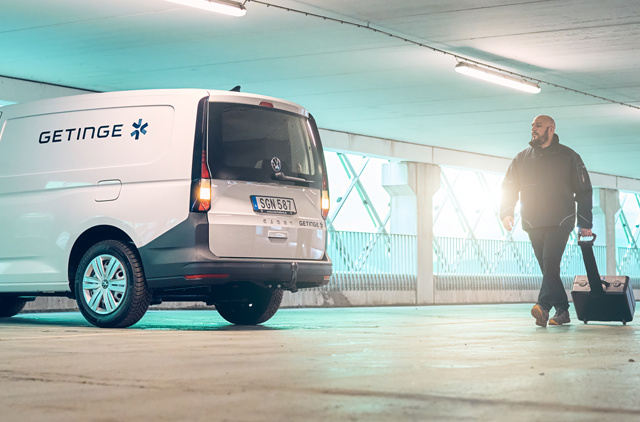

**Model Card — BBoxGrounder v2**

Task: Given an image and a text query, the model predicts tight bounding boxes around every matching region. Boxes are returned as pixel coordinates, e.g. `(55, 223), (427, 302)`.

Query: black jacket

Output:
(500, 135), (593, 231)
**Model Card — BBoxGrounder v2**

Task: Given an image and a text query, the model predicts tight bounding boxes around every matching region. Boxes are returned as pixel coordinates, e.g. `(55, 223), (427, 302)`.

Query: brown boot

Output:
(549, 309), (571, 325)
(531, 304), (549, 327)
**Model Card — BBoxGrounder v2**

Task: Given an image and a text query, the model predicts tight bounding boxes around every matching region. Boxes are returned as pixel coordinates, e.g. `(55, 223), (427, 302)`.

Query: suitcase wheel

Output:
(623, 321), (627, 325)
(583, 321), (588, 324)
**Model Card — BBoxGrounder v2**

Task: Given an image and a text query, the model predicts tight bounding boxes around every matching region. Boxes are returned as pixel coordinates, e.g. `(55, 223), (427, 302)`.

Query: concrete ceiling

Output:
(1, 0), (639, 178)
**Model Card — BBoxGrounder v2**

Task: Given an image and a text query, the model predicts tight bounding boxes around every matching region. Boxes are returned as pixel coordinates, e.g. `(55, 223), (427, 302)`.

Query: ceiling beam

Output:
(320, 129), (640, 193)
(0, 76), (93, 103)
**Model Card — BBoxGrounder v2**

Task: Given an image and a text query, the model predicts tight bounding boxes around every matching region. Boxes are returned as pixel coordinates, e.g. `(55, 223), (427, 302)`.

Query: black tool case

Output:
(571, 234), (636, 325)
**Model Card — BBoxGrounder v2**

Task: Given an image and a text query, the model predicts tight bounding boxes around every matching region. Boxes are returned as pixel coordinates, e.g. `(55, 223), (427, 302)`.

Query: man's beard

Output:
(531, 128), (549, 147)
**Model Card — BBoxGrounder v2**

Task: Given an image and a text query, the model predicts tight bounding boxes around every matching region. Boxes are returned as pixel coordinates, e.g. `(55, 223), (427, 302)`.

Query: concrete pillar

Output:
(592, 187), (620, 275)
(381, 162), (417, 235)
(382, 162), (441, 304)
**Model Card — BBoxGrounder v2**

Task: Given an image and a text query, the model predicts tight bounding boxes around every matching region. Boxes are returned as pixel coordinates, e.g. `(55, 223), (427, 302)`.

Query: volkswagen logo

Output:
(271, 157), (282, 172)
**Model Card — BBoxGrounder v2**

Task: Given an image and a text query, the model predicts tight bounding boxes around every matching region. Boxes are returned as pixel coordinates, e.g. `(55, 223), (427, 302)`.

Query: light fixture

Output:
(455, 62), (541, 94)
(166, 0), (246, 17)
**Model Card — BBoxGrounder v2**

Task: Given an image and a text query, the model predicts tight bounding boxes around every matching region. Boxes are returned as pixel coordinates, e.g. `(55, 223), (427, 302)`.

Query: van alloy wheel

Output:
(81, 254), (127, 314)
(75, 240), (150, 328)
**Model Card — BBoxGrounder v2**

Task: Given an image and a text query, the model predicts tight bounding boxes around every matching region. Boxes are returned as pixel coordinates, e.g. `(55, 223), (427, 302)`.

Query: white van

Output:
(0, 89), (331, 328)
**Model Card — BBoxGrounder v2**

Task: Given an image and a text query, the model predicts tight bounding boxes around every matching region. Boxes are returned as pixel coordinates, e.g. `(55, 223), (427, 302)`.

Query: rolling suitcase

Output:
(571, 234), (636, 325)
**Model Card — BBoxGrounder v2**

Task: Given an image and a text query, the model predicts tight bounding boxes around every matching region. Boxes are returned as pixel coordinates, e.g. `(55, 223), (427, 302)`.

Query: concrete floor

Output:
(1, 304), (639, 422)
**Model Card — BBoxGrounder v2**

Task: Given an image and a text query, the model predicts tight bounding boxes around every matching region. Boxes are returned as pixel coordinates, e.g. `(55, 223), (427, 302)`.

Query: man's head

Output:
(531, 115), (556, 148)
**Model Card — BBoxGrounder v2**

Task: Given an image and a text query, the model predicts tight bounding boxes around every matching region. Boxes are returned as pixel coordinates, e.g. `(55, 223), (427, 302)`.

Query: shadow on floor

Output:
(1, 311), (292, 332)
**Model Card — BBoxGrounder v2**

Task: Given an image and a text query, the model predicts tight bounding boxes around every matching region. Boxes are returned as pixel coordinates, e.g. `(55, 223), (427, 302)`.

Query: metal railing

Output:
(327, 231), (614, 293)
(434, 237), (606, 291)
(617, 247), (640, 289)
(327, 230), (416, 291)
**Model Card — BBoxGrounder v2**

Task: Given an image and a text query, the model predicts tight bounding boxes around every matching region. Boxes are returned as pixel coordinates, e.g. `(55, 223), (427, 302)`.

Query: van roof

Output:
(1, 89), (309, 117)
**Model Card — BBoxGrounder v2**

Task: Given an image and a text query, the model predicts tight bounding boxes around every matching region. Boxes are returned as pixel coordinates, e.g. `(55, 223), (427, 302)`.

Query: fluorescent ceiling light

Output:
(166, 0), (246, 17)
(455, 62), (541, 94)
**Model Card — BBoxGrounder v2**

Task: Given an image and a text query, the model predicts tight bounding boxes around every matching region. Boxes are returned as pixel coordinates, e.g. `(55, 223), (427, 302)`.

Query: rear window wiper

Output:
(273, 171), (312, 185)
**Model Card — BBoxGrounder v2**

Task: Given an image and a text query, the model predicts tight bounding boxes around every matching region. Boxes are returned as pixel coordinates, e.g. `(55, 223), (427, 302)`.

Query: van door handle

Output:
(268, 231), (288, 239)
(96, 180), (122, 202)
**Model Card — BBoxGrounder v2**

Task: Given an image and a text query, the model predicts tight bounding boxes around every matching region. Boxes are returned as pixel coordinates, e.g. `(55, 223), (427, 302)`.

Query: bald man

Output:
(501, 115), (593, 327)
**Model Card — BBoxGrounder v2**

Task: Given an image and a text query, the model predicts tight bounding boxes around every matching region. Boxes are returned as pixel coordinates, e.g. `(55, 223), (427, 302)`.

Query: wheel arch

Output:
(68, 225), (136, 294)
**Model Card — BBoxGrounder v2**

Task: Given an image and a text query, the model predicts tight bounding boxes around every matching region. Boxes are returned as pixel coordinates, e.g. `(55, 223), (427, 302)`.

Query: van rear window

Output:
(207, 103), (324, 187)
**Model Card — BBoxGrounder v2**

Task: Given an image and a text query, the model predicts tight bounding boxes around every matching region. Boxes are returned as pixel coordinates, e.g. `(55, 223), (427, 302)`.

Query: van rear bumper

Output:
(146, 258), (332, 291)
(139, 213), (332, 292)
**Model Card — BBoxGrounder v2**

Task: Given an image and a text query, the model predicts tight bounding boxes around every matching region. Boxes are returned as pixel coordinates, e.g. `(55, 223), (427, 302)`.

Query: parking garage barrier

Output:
(326, 231), (612, 294)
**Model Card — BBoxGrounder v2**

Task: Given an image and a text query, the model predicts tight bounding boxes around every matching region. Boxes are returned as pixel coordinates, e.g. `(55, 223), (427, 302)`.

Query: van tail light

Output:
(190, 96), (211, 213)
(321, 189), (330, 219)
(197, 179), (211, 211)
(200, 150), (210, 179)
(191, 150), (212, 213)
(320, 148), (330, 220)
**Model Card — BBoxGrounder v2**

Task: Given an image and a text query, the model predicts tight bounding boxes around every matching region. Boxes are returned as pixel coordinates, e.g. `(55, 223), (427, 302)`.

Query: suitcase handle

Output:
(577, 233), (597, 246)
(576, 233), (609, 287)
(577, 233), (605, 294)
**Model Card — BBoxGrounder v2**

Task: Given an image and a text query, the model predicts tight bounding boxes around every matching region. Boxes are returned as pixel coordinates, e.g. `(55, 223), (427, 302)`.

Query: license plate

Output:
(251, 195), (297, 215)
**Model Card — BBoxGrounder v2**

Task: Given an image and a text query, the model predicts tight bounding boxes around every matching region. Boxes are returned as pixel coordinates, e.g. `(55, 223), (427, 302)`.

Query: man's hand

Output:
(579, 227), (593, 237)
(502, 216), (514, 231)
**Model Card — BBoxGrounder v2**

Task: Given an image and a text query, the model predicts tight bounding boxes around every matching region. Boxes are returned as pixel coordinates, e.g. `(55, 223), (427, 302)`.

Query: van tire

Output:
(215, 284), (283, 325)
(75, 240), (151, 328)
(0, 296), (27, 317)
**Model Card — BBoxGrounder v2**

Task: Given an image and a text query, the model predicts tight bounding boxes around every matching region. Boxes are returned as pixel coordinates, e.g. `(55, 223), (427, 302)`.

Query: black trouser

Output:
(527, 226), (572, 311)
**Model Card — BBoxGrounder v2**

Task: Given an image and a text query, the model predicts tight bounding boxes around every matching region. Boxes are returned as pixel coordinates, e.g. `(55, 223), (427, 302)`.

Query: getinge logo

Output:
(131, 119), (148, 140)
(38, 118), (150, 144)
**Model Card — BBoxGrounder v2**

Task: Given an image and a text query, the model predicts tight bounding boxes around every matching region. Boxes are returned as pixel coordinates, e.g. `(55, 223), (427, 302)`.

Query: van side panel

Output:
(0, 106), (173, 177)
(0, 92), (205, 293)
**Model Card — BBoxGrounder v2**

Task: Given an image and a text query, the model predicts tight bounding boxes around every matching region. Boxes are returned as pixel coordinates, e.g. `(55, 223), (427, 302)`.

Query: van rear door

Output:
(206, 102), (328, 260)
